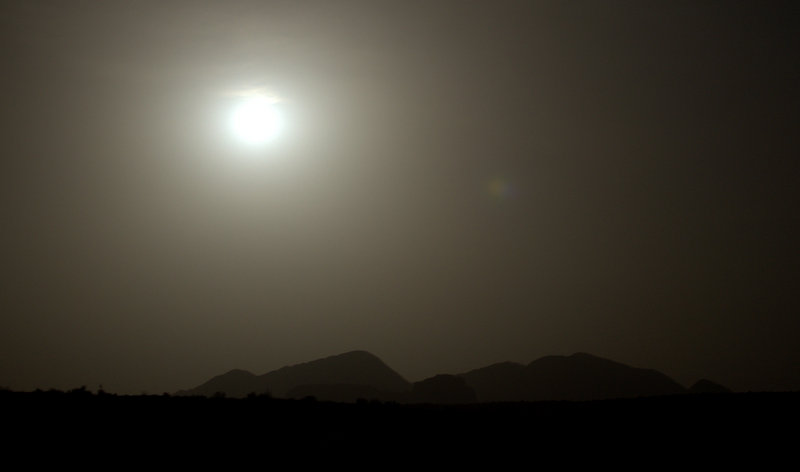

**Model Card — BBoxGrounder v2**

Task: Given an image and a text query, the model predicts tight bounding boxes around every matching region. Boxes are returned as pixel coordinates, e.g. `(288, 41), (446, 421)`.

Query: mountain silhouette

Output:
(180, 351), (698, 402)
(689, 379), (732, 394)
(177, 350), (411, 398)
(286, 383), (401, 403)
(454, 361), (528, 402)
(410, 374), (477, 404)
(179, 368), (260, 398)
(461, 352), (687, 402)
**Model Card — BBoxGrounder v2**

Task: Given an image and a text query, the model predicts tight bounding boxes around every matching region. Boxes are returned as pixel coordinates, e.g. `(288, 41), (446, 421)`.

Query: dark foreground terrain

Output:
(2, 389), (797, 463)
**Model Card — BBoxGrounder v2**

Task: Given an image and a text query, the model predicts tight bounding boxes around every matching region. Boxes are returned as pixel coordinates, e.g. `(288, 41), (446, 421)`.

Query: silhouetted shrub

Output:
(246, 391), (273, 400)
(68, 386), (91, 397)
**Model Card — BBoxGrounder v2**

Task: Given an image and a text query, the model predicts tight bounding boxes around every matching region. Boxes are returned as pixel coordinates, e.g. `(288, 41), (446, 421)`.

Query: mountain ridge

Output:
(176, 350), (411, 398)
(177, 350), (724, 402)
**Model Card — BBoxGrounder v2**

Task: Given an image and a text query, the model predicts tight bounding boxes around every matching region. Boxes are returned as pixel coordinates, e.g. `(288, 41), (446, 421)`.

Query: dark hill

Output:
(260, 350), (411, 397)
(174, 369), (260, 398)
(286, 383), (402, 403)
(410, 374), (477, 404)
(177, 350), (411, 398)
(462, 353), (687, 402)
(180, 351), (693, 402)
(689, 379), (732, 394)
(457, 362), (528, 402)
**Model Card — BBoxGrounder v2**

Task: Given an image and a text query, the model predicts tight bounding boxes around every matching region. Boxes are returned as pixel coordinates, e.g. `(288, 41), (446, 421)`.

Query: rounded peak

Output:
(690, 379), (732, 394)
(529, 353), (632, 370)
(321, 350), (384, 365)
(527, 354), (568, 365)
(569, 352), (619, 363)
(336, 350), (379, 359)
(570, 352), (599, 359)
(219, 369), (256, 378)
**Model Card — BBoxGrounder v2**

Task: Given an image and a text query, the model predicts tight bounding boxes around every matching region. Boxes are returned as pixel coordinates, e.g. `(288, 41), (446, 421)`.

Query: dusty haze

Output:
(1, 1), (797, 394)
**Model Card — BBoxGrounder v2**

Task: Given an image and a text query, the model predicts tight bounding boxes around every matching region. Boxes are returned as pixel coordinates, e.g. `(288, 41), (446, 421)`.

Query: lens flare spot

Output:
(487, 177), (513, 200)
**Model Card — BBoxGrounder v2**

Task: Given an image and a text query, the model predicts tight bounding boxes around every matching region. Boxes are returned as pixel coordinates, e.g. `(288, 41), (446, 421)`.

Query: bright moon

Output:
(230, 97), (283, 145)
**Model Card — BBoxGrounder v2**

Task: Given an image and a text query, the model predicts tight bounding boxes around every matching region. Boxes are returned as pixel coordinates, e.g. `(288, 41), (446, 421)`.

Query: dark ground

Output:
(2, 389), (797, 464)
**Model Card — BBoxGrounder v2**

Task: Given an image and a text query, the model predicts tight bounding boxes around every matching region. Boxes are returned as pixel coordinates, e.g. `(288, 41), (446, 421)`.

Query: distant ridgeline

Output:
(175, 350), (730, 403)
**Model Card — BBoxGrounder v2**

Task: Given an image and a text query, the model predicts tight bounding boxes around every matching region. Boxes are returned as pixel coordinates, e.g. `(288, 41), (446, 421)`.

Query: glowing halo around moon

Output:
(229, 95), (284, 145)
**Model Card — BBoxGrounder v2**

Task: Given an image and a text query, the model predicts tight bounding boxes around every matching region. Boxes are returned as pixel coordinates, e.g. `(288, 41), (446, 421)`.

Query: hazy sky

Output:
(1, 0), (797, 394)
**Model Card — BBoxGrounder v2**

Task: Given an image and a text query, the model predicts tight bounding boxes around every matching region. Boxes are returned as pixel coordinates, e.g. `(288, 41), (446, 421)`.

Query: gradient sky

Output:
(1, 0), (797, 394)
